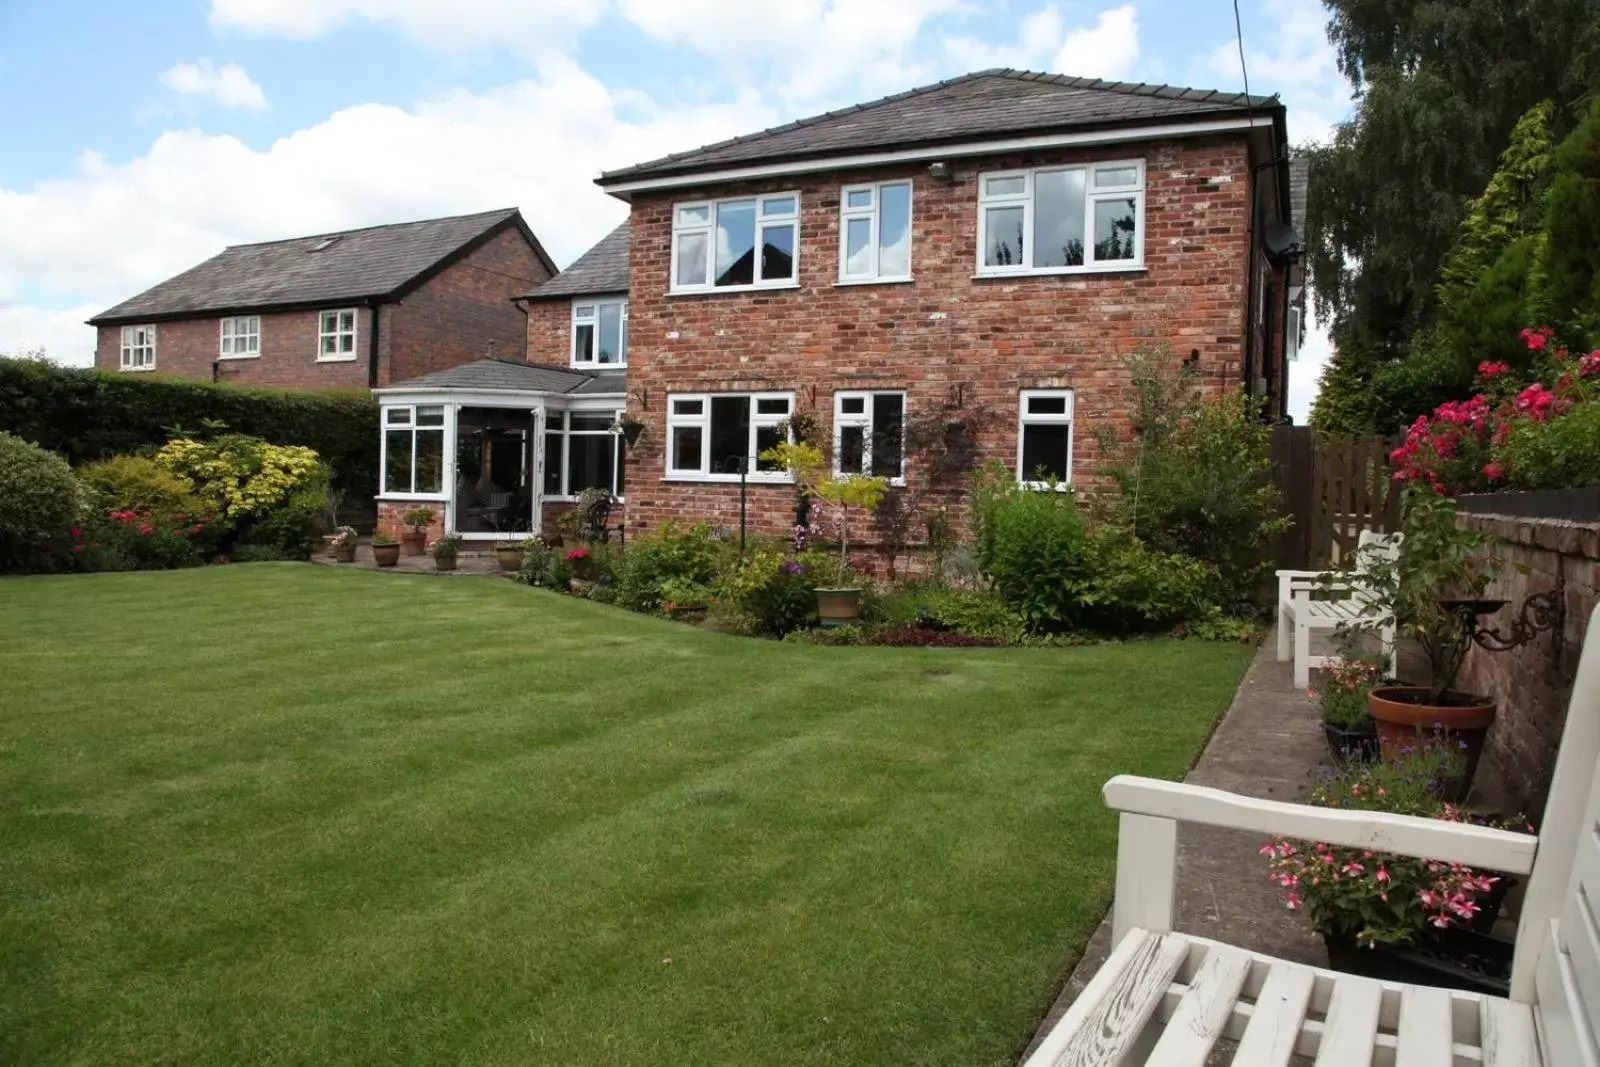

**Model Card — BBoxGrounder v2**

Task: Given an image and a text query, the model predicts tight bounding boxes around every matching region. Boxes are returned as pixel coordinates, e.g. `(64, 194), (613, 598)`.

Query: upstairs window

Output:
(572, 300), (627, 367)
(119, 324), (156, 370)
(219, 316), (260, 358)
(839, 181), (912, 282)
(672, 194), (799, 293)
(666, 393), (794, 480)
(978, 161), (1144, 274)
(1016, 390), (1074, 487)
(834, 391), (906, 482)
(318, 309), (357, 361)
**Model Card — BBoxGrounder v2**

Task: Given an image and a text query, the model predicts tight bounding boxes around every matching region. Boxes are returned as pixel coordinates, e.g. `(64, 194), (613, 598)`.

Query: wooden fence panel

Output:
(1268, 428), (1398, 570)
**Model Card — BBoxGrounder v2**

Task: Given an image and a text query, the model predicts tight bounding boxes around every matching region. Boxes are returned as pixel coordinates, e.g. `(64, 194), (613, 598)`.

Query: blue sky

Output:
(0, 0), (1351, 416)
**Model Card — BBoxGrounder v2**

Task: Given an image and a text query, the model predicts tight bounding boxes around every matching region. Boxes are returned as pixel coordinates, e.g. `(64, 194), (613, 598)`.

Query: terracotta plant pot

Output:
(816, 588), (862, 628)
(401, 529), (428, 557)
(1367, 686), (1497, 801)
(332, 542), (356, 563)
(495, 545), (523, 571)
(373, 543), (400, 568)
(434, 555), (457, 572)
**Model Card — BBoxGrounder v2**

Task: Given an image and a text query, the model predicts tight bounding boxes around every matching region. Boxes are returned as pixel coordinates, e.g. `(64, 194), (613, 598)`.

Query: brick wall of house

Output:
(1456, 512), (1600, 817)
(525, 299), (579, 365)
(384, 226), (551, 384)
(95, 308), (374, 389)
(621, 134), (1256, 542)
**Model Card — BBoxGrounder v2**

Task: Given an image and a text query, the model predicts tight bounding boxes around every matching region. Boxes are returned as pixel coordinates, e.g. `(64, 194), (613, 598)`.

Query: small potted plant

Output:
(400, 506), (435, 557)
(1340, 488), (1501, 797)
(494, 539), (524, 571)
(431, 532), (462, 572)
(760, 440), (887, 627)
(328, 525), (358, 563)
(1314, 656), (1383, 761)
(371, 532), (401, 568)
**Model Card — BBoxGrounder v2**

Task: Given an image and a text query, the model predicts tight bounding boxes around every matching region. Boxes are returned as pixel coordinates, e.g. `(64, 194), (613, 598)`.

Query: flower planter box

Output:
(372, 544), (400, 568)
(1368, 686), (1495, 802)
(400, 530), (428, 557)
(495, 545), (523, 571)
(816, 588), (862, 628)
(1323, 928), (1512, 997)
(1455, 485), (1600, 521)
(331, 542), (356, 563)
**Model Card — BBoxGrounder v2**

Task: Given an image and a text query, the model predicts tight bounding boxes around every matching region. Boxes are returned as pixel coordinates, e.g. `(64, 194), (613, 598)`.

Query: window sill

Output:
(1020, 480), (1074, 492)
(668, 282), (801, 298)
(833, 277), (913, 288)
(316, 354), (359, 363)
(119, 365), (156, 372)
(377, 493), (449, 502)
(660, 474), (794, 485)
(217, 353), (260, 361)
(973, 264), (1146, 280)
(570, 362), (628, 371)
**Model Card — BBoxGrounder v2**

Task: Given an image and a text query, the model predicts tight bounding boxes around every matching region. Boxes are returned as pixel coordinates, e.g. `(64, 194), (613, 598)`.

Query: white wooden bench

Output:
(1025, 603), (1600, 1067)
(1276, 530), (1401, 690)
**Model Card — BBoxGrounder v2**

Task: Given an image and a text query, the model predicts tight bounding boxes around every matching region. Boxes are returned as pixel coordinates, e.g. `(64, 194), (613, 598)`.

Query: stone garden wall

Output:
(1457, 511), (1600, 815)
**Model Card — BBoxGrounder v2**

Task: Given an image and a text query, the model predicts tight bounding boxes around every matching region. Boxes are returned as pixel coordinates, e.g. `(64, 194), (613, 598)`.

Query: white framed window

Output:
(219, 316), (260, 358)
(318, 308), (358, 361)
(119, 324), (156, 371)
(542, 410), (625, 499)
(381, 405), (446, 496)
(834, 391), (907, 483)
(1016, 389), (1074, 488)
(571, 300), (628, 367)
(666, 392), (795, 481)
(977, 161), (1144, 275)
(671, 193), (799, 293)
(839, 181), (913, 283)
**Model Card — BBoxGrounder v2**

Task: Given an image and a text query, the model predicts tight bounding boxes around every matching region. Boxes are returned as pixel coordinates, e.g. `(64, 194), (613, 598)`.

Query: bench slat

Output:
(1312, 976), (1382, 1067)
(1144, 944), (1253, 1067)
(1049, 934), (1192, 1067)
(1231, 960), (1315, 1066)
(1480, 997), (1538, 1067)
(1395, 984), (1454, 1067)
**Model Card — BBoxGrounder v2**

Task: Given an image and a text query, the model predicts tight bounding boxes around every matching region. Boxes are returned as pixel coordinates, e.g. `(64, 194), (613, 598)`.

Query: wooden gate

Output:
(1268, 427), (1399, 570)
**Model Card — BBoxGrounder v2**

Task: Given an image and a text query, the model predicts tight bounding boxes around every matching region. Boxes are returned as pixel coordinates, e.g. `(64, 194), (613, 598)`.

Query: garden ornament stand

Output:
(1443, 586), (1566, 656)
(1025, 602), (1600, 1067)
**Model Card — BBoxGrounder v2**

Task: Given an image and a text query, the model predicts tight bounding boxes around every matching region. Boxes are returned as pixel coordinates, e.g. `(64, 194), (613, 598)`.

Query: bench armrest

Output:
(1104, 776), (1536, 873)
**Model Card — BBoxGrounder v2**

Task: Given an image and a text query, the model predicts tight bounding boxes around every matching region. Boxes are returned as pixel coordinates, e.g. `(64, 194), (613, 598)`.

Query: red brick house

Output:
(88, 208), (556, 390)
(372, 71), (1300, 547)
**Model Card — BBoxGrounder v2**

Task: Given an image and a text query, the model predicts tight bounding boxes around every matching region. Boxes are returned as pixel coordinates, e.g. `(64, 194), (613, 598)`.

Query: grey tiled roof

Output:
(524, 222), (629, 298)
(600, 69), (1281, 184)
(1287, 157), (1309, 232)
(91, 208), (550, 324)
(382, 358), (626, 395)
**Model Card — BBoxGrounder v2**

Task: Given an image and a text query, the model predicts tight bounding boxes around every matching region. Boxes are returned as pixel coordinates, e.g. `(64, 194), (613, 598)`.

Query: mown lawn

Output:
(0, 565), (1252, 1066)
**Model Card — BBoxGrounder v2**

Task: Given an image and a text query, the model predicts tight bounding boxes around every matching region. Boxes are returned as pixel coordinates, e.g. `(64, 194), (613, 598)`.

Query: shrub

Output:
(1110, 373), (1289, 612)
(613, 522), (730, 613)
(1497, 399), (1600, 489)
(519, 543), (572, 589)
(154, 434), (330, 560)
(91, 509), (211, 569)
(76, 454), (205, 516)
(0, 357), (378, 507)
(0, 431), (83, 572)
(1075, 527), (1219, 633)
(1314, 657), (1384, 729)
(875, 584), (1023, 641)
(968, 463), (1093, 632)
(710, 549), (828, 636)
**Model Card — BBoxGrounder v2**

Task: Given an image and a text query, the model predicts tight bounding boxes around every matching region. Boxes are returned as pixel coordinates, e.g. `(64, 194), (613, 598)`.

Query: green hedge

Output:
(0, 358), (379, 509)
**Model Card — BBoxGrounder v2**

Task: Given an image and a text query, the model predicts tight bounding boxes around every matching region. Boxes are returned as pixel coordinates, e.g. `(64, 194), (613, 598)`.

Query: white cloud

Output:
(0, 61), (774, 334)
(0, 304), (99, 367)
(1204, 0), (1349, 146)
(211, 0), (605, 57)
(943, 4), (1141, 82)
(159, 59), (269, 112)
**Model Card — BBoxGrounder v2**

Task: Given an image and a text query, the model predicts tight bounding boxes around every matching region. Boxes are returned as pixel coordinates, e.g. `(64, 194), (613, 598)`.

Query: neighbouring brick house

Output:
(371, 70), (1301, 549)
(88, 208), (556, 390)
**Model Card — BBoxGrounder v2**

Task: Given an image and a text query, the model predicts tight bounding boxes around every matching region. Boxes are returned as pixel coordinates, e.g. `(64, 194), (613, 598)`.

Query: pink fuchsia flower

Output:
(138, 523), (154, 536)
(1484, 462), (1505, 481)
(1285, 893), (1302, 911)
(1521, 326), (1553, 351)
(1477, 360), (1511, 378)
(1581, 350), (1600, 377)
